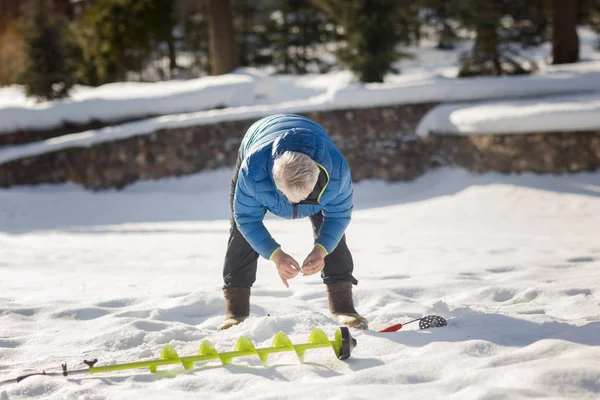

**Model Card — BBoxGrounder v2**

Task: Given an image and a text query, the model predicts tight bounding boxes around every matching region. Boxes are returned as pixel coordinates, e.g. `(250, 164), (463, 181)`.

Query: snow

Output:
(1, 23), (599, 400)
(2, 28), (600, 164)
(0, 74), (256, 133)
(3, 68), (600, 165)
(416, 92), (600, 136)
(3, 67), (600, 137)
(1, 167), (600, 399)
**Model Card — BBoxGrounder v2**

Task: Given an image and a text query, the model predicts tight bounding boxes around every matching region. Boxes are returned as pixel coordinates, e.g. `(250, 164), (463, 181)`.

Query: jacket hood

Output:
(271, 128), (333, 174)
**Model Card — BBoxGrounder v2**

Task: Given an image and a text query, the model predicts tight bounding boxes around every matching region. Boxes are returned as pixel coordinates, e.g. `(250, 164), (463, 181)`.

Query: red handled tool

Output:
(377, 315), (447, 332)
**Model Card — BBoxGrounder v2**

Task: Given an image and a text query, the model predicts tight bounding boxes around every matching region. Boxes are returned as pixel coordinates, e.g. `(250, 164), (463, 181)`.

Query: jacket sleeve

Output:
(233, 168), (281, 260)
(315, 166), (353, 254)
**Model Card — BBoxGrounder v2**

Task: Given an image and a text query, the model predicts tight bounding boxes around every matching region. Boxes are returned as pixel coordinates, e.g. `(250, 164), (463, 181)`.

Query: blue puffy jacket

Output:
(234, 114), (353, 260)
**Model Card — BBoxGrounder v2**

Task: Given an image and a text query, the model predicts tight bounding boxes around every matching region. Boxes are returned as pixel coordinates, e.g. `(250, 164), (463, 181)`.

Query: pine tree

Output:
(205, 0), (238, 75)
(20, 0), (73, 100)
(577, 0), (591, 24)
(146, 0), (178, 76)
(249, 0), (339, 74)
(315, 0), (417, 83)
(455, 0), (548, 77)
(176, 0), (211, 77)
(232, 0), (260, 67)
(419, 0), (459, 50)
(69, 0), (179, 85)
(551, 0), (579, 64)
(586, 0), (600, 50)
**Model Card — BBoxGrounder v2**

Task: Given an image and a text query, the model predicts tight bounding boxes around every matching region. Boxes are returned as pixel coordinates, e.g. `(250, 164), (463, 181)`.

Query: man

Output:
(219, 113), (368, 331)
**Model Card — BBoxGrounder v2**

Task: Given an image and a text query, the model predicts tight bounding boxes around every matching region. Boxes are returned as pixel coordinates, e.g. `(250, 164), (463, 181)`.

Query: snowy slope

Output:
(1, 168), (599, 399)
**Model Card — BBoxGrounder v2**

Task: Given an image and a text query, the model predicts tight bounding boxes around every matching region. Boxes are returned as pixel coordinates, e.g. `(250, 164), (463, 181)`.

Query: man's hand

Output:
(271, 249), (301, 288)
(301, 245), (327, 276)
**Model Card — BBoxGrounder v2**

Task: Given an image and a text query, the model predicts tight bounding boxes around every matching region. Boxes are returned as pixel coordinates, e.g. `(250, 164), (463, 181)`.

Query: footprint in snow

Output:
(375, 274), (411, 281)
(482, 288), (516, 302)
(251, 289), (293, 298)
(95, 298), (136, 308)
(116, 310), (152, 319)
(132, 321), (168, 332)
(458, 272), (481, 280)
(567, 256), (595, 263)
(486, 266), (516, 274)
(487, 248), (517, 255)
(565, 289), (592, 296)
(395, 287), (423, 298)
(517, 309), (546, 315)
(0, 338), (22, 348)
(1, 308), (37, 317)
(53, 307), (109, 320)
(295, 289), (325, 301)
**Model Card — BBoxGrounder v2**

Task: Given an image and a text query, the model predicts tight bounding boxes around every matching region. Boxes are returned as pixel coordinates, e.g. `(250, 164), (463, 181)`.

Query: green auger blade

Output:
(84, 327), (356, 377)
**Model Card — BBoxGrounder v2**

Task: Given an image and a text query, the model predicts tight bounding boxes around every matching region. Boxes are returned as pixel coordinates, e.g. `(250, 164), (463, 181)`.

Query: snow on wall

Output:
(416, 92), (600, 136)
(0, 74), (256, 134)
(326, 71), (600, 108)
(2, 67), (600, 135)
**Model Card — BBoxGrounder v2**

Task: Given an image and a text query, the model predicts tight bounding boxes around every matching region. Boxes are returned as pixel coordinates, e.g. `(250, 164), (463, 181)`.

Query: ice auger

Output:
(2, 327), (356, 385)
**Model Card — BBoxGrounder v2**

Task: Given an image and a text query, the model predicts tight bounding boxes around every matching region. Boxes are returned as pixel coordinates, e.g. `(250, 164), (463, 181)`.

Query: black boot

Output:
(217, 287), (250, 331)
(326, 282), (368, 330)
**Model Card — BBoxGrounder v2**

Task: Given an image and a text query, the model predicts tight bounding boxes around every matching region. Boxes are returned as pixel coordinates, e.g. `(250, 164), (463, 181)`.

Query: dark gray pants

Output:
(223, 157), (357, 289)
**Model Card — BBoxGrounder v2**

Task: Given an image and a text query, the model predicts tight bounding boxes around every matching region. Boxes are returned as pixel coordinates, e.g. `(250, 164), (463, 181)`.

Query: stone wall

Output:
(432, 132), (600, 174)
(1, 103), (599, 190)
(0, 115), (157, 146)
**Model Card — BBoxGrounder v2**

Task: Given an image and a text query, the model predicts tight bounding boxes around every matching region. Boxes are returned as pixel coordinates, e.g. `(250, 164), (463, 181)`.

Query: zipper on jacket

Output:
(293, 204), (298, 219)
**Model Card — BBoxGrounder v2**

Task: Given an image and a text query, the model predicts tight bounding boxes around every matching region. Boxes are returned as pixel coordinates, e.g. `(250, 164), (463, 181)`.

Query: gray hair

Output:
(273, 151), (319, 204)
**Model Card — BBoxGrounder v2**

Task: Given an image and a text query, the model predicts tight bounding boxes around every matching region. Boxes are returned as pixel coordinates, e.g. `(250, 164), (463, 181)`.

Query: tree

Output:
(419, 0), (459, 50)
(232, 0), (262, 67)
(148, 0), (178, 76)
(551, 0), (579, 64)
(249, 0), (339, 74)
(174, 0), (210, 77)
(20, 0), (73, 100)
(178, 2), (211, 77)
(315, 0), (417, 83)
(455, 0), (548, 77)
(577, 0), (592, 24)
(0, 19), (27, 85)
(205, 0), (238, 75)
(69, 0), (179, 85)
(586, 0), (600, 50)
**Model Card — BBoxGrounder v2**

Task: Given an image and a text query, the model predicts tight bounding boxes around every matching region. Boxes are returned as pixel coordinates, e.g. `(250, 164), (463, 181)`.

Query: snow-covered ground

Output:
(1, 167), (599, 399)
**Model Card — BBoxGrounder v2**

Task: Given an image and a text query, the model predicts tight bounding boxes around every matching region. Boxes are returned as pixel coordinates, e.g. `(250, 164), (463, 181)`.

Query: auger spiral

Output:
(4, 327), (356, 385)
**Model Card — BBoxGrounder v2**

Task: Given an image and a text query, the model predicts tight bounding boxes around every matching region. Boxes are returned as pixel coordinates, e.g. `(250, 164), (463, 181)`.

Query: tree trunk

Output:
(552, 0), (579, 64)
(459, 22), (501, 77)
(477, 24), (501, 74)
(167, 34), (178, 73)
(205, 0), (237, 75)
(576, 0), (590, 24)
(52, 0), (73, 19)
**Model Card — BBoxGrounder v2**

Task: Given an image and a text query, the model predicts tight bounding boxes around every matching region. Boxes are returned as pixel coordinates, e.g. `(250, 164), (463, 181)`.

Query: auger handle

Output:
(337, 327), (357, 360)
(16, 372), (46, 383)
(377, 323), (403, 332)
